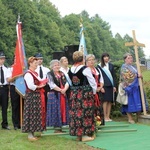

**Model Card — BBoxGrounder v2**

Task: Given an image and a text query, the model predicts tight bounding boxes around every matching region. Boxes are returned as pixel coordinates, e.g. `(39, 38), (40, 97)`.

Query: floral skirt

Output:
(22, 91), (44, 133)
(69, 85), (95, 136)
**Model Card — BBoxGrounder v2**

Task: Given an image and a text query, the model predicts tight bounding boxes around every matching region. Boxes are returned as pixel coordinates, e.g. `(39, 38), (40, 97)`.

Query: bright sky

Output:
(50, 0), (150, 58)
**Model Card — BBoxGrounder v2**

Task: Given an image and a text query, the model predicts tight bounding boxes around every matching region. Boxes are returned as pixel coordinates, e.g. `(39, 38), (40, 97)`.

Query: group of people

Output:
(21, 51), (116, 142)
(0, 50), (147, 142)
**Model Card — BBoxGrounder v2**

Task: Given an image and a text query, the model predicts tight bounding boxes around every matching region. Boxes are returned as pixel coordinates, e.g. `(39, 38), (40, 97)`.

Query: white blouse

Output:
(24, 71), (42, 91)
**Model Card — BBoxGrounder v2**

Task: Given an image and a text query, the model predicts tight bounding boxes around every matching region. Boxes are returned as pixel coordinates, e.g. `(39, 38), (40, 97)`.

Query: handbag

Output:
(116, 82), (128, 105)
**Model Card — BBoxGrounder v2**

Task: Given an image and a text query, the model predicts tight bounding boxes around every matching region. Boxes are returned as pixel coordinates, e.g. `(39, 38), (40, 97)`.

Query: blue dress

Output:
(46, 91), (69, 127)
(120, 64), (148, 114)
(46, 71), (69, 127)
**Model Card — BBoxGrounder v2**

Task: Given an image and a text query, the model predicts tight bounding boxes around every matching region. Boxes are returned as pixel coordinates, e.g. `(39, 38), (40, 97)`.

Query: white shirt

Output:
(60, 67), (72, 86)
(47, 73), (69, 90)
(70, 65), (97, 94)
(95, 68), (104, 84)
(105, 62), (109, 69)
(60, 67), (69, 74)
(0, 65), (9, 85)
(7, 67), (15, 85)
(35, 65), (50, 80)
(24, 71), (42, 91)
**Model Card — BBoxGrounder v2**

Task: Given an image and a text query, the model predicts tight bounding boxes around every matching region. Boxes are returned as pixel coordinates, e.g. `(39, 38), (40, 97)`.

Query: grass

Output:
(0, 111), (100, 150)
(142, 70), (150, 81)
(0, 69), (149, 150)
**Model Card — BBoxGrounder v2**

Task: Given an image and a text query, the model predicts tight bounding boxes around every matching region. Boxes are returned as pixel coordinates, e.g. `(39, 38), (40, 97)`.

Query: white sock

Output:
(28, 132), (34, 138)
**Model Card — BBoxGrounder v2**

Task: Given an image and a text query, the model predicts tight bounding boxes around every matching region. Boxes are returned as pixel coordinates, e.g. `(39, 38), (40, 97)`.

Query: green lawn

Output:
(0, 69), (149, 150)
(0, 111), (100, 150)
(142, 70), (150, 81)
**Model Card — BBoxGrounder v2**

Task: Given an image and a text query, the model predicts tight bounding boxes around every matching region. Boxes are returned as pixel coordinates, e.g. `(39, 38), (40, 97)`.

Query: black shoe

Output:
(2, 126), (11, 130)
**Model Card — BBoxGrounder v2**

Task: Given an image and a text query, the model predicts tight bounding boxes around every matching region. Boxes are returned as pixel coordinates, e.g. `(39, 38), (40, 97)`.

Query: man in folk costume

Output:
(34, 53), (50, 112)
(0, 51), (10, 130)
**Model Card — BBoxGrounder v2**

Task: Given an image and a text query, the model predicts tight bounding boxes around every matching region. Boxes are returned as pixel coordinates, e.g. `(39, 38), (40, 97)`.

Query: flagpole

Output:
(17, 13), (23, 129)
(20, 96), (23, 128)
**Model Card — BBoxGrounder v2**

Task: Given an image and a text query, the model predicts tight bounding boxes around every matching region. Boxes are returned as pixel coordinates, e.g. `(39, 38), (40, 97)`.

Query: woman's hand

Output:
(60, 88), (66, 95)
(138, 74), (143, 79)
(101, 88), (105, 93)
(113, 87), (116, 92)
(96, 87), (101, 92)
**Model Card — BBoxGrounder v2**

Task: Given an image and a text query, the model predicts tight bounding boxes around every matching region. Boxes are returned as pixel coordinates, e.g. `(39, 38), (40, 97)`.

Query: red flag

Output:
(12, 22), (26, 78)
(12, 21), (27, 97)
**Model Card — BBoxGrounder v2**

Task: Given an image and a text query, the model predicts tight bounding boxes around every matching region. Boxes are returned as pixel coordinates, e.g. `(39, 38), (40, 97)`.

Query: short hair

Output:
(49, 59), (60, 69)
(28, 57), (38, 65)
(86, 54), (95, 62)
(73, 51), (83, 63)
(123, 53), (132, 60)
(60, 56), (68, 64)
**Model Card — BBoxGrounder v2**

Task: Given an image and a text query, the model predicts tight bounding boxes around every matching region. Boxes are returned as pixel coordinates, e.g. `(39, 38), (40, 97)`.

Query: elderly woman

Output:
(22, 57), (47, 141)
(120, 53), (148, 123)
(86, 54), (105, 125)
(68, 51), (98, 142)
(46, 59), (69, 133)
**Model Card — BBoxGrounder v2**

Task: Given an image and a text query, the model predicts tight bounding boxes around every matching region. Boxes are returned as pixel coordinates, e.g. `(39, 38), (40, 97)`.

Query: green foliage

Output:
(112, 110), (122, 118)
(139, 70), (150, 105)
(0, 0), (145, 66)
(142, 70), (150, 81)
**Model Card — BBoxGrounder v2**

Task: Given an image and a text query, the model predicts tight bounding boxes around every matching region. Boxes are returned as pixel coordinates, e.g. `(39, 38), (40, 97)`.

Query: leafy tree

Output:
(0, 0), (145, 66)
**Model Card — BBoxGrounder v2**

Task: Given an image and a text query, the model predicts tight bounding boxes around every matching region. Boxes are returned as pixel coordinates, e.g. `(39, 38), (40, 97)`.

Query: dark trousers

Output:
(0, 85), (9, 127)
(10, 85), (20, 128)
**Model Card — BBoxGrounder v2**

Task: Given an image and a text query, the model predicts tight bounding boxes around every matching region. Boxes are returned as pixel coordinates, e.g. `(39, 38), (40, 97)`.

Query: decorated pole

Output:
(78, 17), (88, 64)
(125, 30), (146, 115)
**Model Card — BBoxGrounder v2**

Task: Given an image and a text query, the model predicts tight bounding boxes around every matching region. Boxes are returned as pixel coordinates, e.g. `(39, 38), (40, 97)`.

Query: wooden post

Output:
(125, 30), (147, 115)
(20, 96), (23, 128)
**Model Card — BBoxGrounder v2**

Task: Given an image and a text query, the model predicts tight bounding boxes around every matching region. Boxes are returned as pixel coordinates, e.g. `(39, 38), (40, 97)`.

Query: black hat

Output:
(0, 51), (5, 58)
(34, 53), (43, 59)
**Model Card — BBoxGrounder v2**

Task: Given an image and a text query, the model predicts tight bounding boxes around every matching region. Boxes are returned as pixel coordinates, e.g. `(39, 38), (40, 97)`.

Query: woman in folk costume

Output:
(68, 51), (98, 142)
(86, 54), (105, 126)
(22, 57), (47, 141)
(97, 53), (116, 122)
(59, 56), (72, 87)
(46, 59), (69, 133)
(120, 53), (148, 124)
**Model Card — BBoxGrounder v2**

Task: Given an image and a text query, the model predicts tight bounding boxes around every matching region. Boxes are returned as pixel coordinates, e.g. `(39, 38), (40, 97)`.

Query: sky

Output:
(50, 0), (150, 58)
